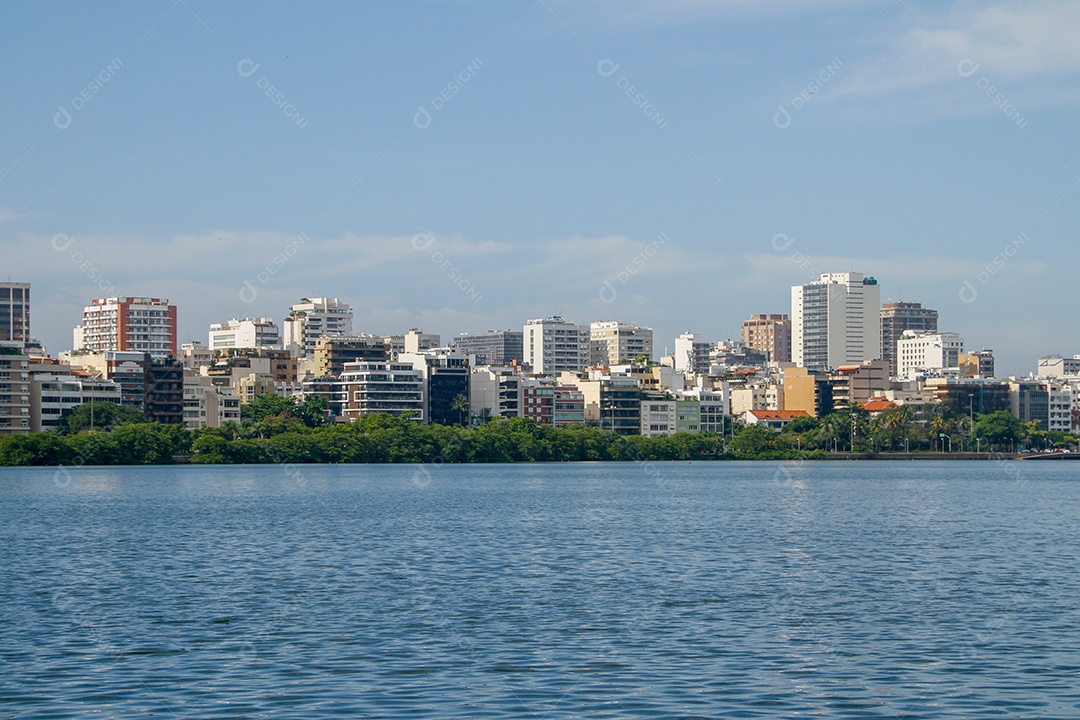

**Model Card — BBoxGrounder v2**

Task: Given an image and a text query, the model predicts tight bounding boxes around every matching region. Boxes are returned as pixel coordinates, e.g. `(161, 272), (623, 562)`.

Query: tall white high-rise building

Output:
(523, 317), (589, 375)
(283, 298), (353, 358)
(590, 321), (653, 366)
(791, 273), (881, 371)
(209, 318), (281, 351)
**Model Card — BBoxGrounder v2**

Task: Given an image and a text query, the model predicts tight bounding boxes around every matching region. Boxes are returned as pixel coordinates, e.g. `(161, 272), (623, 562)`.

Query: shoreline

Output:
(80, 451), (1073, 466)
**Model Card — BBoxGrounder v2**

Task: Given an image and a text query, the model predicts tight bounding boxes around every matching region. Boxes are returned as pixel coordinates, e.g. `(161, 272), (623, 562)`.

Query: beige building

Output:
(590, 321), (653, 366)
(183, 374), (241, 428)
(199, 349), (298, 405)
(0, 344), (32, 434)
(782, 366), (826, 417)
(313, 335), (388, 379)
(181, 341), (212, 369)
(958, 349), (995, 378)
(234, 373), (276, 405)
(741, 313), (791, 363)
(404, 329), (441, 354)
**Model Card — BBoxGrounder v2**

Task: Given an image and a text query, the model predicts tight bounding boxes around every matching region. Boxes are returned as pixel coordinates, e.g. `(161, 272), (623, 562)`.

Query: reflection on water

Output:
(1, 461), (1078, 718)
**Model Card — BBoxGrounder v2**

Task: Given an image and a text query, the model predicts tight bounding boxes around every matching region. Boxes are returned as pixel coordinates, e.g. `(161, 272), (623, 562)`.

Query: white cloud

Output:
(11, 229), (507, 286)
(740, 251), (1047, 289)
(515, 234), (725, 293)
(836, 1), (1080, 101)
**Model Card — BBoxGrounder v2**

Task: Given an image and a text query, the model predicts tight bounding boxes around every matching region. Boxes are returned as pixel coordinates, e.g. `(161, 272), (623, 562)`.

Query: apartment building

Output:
(313, 335), (388, 379)
(283, 297), (352, 358)
(454, 329), (524, 366)
(75, 297), (178, 360)
(0, 344), (31, 434)
(673, 332), (711, 374)
(792, 273), (880, 371)
(0, 282), (31, 343)
(881, 301), (938, 377)
(338, 361), (425, 421)
(896, 331), (963, 380)
(209, 318), (281, 351)
(30, 368), (121, 432)
(469, 366), (521, 420)
(182, 375), (241, 429)
(523, 317), (589, 375)
(741, 313), (791, 363)
(589, 321), (653, 367)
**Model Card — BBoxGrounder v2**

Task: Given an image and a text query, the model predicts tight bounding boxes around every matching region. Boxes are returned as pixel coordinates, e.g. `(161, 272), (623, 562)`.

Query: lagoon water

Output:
(2, 461), (1079, 718)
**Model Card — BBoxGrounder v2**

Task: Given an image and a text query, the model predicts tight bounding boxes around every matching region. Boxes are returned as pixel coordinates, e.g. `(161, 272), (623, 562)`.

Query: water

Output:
(2, 461), (1079, 718)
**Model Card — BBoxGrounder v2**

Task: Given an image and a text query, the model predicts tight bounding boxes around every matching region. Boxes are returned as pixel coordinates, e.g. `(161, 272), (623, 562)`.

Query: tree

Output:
(107, 424), (185, 464)
(450, 393), (470, 426)
(1020, 420), (1046, 451)
(0, 433), (75, 466)
(57, 401), (147, 434)
(294, 395), (328, 428)
(729, 424), (781, 459)
(879, 404), (915, 452)
(972, 411), (1022, 451)
(240, 394), (297, 424)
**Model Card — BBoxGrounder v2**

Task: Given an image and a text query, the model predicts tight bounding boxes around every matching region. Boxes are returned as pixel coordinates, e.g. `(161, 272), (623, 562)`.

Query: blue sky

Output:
(3, 0), (1078, 376)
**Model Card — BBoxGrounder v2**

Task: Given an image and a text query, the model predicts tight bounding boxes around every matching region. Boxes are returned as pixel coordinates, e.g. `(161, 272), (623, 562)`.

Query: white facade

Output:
(683, 386), (728, 434)
(404, 329), (441, 354)
(1049, 384), (1073, 433)
(673, 332), (711, 374)
(896, 331), (963, 379)
(339, 361), (425, 421)
(792, 273), (881, 371)
(30, 371), (122, 432)
(283, 298), (353, 358)
(1010, 381), (1073, 434)
(641, 399), (677, 437)
(590, 321), (654, 366)
(77, 296), (177, 360)
(469, 366), (521, 420)
(730, 384), (777, 415)
(209, 318), (281, 351)
(1037, 355), (1080, 378)
(523, 317), (589, 375)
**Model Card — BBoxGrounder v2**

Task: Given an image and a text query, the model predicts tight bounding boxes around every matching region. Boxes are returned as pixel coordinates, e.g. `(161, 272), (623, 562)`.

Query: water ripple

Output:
(2, 461), (1079, 718)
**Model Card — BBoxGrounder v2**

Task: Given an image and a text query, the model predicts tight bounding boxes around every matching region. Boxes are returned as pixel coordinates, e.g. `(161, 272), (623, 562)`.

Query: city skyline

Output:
(4, 1), (1079, 376)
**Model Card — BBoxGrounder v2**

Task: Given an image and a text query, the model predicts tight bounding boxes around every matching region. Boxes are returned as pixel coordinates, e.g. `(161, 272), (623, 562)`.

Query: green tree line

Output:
(0, 397), (1073, 467)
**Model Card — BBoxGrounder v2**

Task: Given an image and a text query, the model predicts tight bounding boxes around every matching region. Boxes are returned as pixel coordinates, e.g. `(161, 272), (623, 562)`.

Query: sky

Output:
(2, 0), (1078, 377)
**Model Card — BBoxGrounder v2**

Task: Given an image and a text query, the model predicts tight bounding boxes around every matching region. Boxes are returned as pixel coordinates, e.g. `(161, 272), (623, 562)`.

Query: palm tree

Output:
(450, 393), (470, 427)
(881, 404), (914, 452)
(819, 410), (847, 452)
